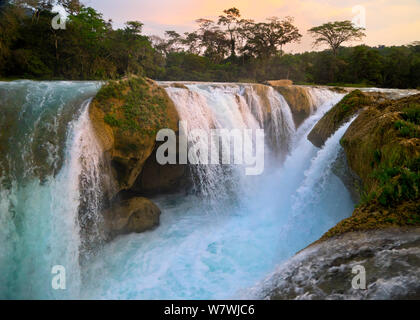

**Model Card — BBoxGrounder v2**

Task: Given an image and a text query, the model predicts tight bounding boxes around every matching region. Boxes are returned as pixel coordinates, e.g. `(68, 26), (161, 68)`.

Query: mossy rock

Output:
(307, 90), (374, 147)
(320, 94), (420, 240)
(89, 76), (180, 193)
(273, 85), (313, 127)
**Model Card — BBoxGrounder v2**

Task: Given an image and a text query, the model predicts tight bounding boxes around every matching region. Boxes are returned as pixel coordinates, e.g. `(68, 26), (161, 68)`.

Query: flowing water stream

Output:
(0, 80), (355, 299)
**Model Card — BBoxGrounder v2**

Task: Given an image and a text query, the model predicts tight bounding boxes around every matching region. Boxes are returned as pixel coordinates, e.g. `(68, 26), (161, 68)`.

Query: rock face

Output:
(331, 149), (363, 203)
(272, 85), (313, 127)
(104, 197), (161, 238)
(248, 228), (420, 300)
(321, 93), (420, 239)
(307, 90), (374, 148)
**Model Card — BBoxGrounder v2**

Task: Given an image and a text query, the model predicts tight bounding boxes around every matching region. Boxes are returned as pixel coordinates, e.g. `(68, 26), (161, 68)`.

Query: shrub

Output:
(401, 103), (420, 125)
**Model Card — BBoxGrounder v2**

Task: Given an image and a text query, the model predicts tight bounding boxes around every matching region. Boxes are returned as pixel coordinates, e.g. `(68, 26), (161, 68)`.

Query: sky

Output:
(84, 0), (420, 53)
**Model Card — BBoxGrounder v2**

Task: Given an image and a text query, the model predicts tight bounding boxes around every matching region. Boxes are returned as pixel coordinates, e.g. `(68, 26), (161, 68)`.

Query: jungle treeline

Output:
(0, 1), (419, 88)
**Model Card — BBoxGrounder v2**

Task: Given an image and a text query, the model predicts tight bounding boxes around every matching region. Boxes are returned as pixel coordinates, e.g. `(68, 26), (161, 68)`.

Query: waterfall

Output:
(161, 82), (296, 203)
(0, 80), (355, 300)
(0, 81), (101, 299)
(80, 84), (353, 299)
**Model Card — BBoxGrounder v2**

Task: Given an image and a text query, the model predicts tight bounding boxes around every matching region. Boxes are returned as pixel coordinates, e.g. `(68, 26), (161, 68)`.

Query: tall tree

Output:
(195, 18), (229, 63)
(164, 30), (183, 53)
(182, 31), (201, 55)
(218, 7), (240, 58)
(241, 17), (301, 58)
(308, 20), (365, 55)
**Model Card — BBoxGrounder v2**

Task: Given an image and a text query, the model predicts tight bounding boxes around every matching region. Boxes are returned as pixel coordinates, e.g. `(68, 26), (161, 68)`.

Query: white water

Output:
(0, 81), (101, 299)
(1, 81), (354, 299)
(80, 84), (354, 299)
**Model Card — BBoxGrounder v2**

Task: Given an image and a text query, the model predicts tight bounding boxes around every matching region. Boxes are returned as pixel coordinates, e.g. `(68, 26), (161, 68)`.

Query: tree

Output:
(348, 45), (383, 84)
(0, 2), (23, 73)
(241, 16), (301, 58)
(58, 0), (82, 15)
(218, 7), (240, 58)
(164, 30), (183, 53)
(182, 31), (201, 55)
(195, 18), (229, 63)
(308, 20), (365, 55)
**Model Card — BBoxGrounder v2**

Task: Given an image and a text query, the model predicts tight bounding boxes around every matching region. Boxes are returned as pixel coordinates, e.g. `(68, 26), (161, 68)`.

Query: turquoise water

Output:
(0, 81), (354, 299)
(81, 91), (354, 299)
(0, 81), (101, 299)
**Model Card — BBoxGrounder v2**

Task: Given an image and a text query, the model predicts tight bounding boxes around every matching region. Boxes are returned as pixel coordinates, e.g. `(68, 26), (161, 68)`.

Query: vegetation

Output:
(308, 20), (365, 56)
(0, 0), (164, 79)
(94, 76), (172, 135)
(326, 89), (371, 120)
(307, 90), (374, 147)
(321, 95), (420, 240)
(0, 1), (419, 88)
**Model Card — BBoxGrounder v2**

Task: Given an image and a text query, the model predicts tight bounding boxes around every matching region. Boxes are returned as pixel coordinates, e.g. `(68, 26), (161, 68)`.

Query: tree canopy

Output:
(0, 1), (418, 89)
(308, 20), (366, 55)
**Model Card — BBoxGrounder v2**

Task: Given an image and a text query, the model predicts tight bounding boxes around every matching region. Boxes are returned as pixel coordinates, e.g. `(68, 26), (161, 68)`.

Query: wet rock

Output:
(104, 197), (161, 238)
(321, 93), (420, 239)
(247, 228), (420, 300)
(132, 142), (191, 196)
(331, 149), (363, 203)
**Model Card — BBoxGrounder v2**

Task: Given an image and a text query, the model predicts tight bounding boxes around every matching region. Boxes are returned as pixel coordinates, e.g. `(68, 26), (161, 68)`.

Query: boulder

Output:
(340, 93), (420, 193)
(104, 197), (161, 238)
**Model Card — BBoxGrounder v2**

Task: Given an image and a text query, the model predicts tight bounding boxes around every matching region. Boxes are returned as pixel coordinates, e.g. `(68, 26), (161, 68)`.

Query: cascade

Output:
(0, 81), (353, 299)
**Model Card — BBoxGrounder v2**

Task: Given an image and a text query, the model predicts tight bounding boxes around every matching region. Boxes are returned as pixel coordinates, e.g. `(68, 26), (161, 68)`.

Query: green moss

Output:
(360, 155), (419, 208)
(95, 80), (125, 113)
(319, 94), (420, 241)
(104, 113), (121, 127)
(373, 149), (382, 164)
(328, 90), (371, 122)
(94, 76), (172, 136)
(309, 90), (375, 148)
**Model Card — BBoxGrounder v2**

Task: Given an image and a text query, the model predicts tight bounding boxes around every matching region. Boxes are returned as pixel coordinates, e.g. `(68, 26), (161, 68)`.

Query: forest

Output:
(0, 0), (419, 88)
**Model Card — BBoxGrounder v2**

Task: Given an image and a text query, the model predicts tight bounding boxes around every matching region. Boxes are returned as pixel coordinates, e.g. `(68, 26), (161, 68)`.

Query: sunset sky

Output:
(86, 0), (420, 53)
